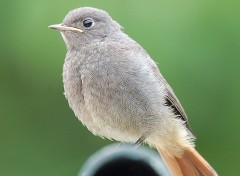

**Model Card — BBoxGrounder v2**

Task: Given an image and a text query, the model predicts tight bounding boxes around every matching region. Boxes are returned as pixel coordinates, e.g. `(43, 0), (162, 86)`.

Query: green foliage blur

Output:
(1, 0), (239, 175)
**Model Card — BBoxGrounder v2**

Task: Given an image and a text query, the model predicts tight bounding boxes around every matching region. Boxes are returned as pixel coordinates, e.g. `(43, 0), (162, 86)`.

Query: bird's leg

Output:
(135, 133), (150, 148)
(135, 137), (144, 148)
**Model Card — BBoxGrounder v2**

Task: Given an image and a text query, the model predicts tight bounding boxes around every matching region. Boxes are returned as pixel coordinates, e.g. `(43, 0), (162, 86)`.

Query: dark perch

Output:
(79, 143), (170, 176)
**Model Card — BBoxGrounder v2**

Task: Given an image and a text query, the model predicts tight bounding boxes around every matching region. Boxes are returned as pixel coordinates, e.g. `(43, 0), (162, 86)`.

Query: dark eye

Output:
(83, 18), (93, 28)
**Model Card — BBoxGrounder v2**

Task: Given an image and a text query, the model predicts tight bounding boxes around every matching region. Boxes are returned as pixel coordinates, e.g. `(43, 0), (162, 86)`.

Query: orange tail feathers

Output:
(157, 147), (218, 176)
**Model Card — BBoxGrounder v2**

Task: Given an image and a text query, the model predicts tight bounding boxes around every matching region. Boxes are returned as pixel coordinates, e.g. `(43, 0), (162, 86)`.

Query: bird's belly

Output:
(83, 113), (139, 142)
(63, 80), (139, 142)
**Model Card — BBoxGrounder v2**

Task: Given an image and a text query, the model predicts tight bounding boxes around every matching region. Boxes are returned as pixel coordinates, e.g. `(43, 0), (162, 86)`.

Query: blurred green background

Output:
(0, 0), (239, 175)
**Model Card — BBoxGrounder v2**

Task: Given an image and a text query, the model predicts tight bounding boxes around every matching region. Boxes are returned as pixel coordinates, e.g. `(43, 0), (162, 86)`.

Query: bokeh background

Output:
(1, 0), (239, 175)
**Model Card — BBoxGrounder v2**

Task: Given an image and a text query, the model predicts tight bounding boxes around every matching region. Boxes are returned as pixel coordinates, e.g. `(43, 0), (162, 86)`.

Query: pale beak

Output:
(48, 23), (83, 33)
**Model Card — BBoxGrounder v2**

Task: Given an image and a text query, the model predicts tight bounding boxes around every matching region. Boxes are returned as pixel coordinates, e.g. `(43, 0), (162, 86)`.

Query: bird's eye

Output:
(83, 18), (93, 28)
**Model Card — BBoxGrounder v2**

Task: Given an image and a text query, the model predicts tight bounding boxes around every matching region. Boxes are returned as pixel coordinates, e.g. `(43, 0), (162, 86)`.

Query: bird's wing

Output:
(149, 61), (194, 135)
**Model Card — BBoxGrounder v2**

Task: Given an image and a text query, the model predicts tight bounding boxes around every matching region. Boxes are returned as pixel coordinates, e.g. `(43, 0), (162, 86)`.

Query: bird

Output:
(49, 7), (218, 176)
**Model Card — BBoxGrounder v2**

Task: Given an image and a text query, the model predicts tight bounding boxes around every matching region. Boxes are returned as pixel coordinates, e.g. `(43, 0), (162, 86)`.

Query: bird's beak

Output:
(48, 23), (83, 33)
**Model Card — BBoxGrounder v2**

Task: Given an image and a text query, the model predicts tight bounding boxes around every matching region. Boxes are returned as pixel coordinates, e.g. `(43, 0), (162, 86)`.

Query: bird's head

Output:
(49, 7), (122, 49)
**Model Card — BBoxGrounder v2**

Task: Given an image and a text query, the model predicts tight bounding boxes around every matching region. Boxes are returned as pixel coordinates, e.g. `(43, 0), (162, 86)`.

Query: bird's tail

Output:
(157, 147), (218, 176)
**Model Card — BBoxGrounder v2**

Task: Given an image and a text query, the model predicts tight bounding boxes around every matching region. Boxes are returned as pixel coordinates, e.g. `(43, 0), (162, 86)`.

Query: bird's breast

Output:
(62, 46), (169, 143)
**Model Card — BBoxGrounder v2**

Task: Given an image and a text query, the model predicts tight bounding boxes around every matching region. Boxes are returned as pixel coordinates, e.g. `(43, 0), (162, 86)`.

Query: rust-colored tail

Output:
(157, 147), (218, 176)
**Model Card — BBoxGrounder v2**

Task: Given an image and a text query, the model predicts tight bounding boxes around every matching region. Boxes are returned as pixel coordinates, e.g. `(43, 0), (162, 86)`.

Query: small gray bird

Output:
(49, 7), (217, 176)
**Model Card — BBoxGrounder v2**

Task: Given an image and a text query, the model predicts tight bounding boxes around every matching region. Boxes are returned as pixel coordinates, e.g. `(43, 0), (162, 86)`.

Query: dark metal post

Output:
(79, 143), (171, 176)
